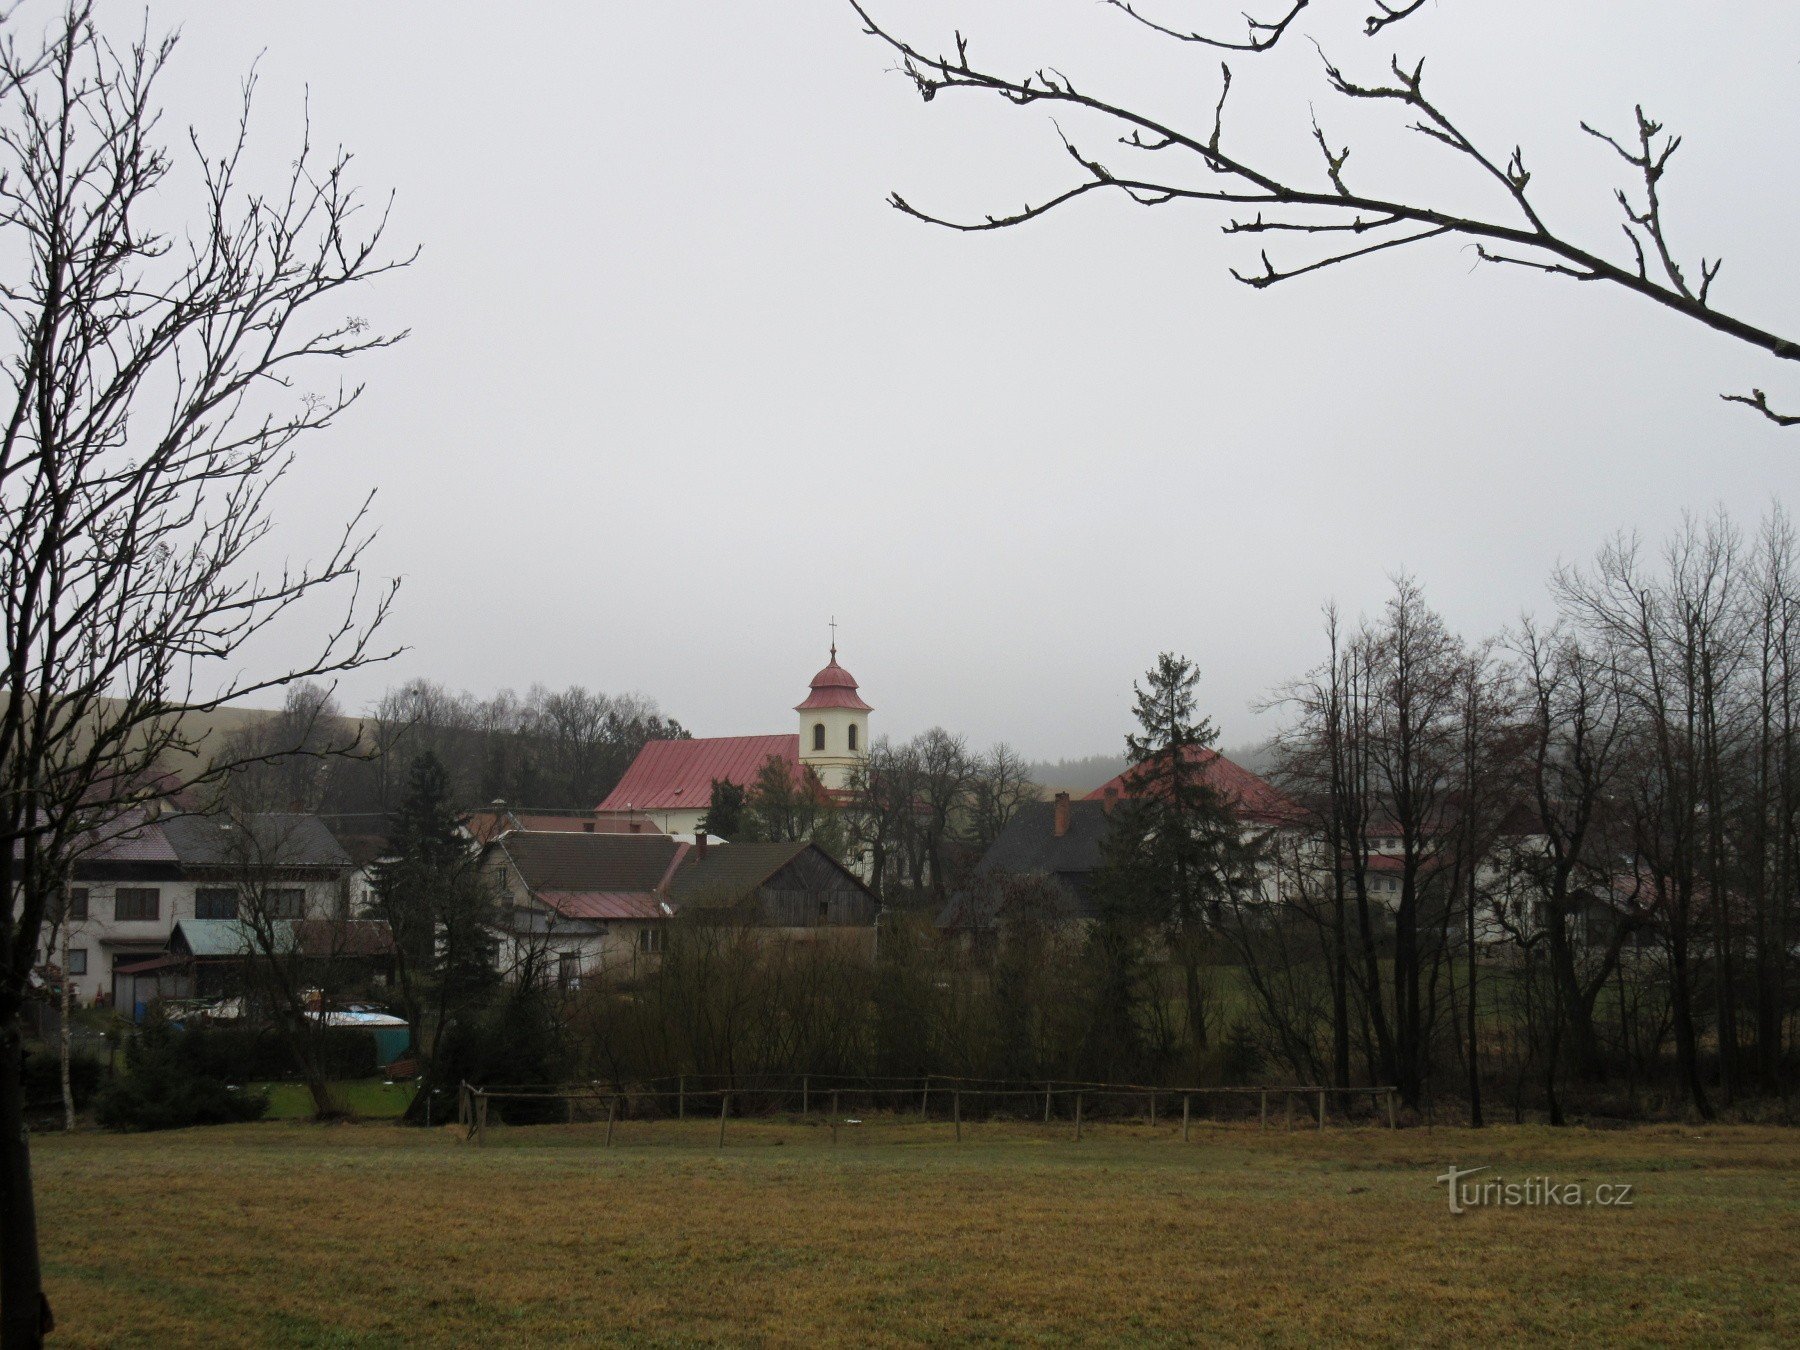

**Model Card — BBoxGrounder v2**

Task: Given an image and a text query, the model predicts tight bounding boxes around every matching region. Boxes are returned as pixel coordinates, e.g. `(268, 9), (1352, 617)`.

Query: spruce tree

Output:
(374, 752), (499, 1121)
(1096, 654), (1260, 1067)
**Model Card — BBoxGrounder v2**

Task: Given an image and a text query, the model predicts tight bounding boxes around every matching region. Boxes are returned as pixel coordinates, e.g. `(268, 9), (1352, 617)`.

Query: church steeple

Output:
(797, 629), (872, 791)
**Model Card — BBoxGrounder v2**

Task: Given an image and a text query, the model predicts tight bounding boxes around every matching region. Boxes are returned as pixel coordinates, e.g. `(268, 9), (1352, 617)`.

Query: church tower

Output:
(796, 638), (871, 792)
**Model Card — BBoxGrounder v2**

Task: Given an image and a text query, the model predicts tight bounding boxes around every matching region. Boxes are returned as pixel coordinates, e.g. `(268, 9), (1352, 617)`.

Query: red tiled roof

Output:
(796, 653), (873, 713)
(595, 735), (799, 813)
(1085, 748), (1300, 826)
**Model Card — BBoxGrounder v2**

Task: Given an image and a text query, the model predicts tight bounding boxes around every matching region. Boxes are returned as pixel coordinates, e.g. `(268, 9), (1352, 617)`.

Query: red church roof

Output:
(795, 650), (872, 713)
(595, 735), (799, 813)
(1086, 747), (1299, 826)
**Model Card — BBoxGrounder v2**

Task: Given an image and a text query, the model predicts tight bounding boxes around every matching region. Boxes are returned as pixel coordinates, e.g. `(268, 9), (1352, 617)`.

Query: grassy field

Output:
(31, 1118), (1799, 1347)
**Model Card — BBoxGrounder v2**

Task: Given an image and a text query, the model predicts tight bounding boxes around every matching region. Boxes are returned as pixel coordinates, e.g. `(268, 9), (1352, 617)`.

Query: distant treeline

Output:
(219, 680), (687, 818)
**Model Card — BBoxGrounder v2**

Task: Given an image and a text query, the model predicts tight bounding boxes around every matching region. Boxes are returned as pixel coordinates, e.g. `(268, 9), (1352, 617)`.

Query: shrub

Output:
(94, 1020), (269, 1131)
(20, 1048), (104, 1109)
(181, 1024), (379, 1082)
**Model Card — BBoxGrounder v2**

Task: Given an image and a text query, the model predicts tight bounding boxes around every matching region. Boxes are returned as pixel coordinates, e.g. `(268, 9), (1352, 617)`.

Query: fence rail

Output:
(456, 1076), (1400, 1146)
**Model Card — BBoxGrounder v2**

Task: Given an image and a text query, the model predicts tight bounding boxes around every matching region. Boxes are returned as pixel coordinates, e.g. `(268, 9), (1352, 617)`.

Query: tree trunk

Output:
(0, 1007), (48, 1349)
(58, 922), (73, 1134)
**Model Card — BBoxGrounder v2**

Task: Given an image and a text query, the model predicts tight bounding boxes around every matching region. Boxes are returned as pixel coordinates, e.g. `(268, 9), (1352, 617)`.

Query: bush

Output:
(179, 1024), (379, 1082)
(20, 1048), (103, 1109)
(95, 1020), (269, 1131)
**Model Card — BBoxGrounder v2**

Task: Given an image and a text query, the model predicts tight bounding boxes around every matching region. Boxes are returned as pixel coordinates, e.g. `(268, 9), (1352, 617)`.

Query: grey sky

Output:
(130, 0), (1797, 761)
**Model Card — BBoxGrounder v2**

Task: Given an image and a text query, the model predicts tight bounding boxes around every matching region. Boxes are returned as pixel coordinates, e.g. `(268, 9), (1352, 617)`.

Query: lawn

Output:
(30, 1118), (1799, 1347)
(252, 1079), (419, 1121)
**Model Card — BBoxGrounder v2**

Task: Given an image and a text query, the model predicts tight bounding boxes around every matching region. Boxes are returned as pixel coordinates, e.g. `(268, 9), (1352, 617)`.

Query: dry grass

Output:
(31, 1116), (1799, 1347)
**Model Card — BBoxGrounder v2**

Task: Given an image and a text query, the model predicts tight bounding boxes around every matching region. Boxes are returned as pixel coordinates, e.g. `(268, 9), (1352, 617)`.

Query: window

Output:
(67, 888), (88, 921)
(817, 899), (830, 925)
(195, 888), (239, 921)
(66, 949), (87, 976)
(558, 951), (582, 990)
(114, 888), (159, 922)
(847, 724), (858, 752)
(639, 926), (665, 954)
(266, 888), (306, 920)
(812, 722), (826, 752)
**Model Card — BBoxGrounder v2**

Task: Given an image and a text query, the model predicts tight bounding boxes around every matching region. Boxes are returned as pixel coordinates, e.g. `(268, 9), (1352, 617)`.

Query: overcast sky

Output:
(122, 0), (1797, 761)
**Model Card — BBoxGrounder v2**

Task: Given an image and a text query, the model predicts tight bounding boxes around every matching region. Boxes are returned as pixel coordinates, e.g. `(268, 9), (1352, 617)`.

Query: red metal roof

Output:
(595, 735), (799, 813)
(537, 890), (670, 921)
(1085, 748), (1300, 826)
(795, 652), (873, 713)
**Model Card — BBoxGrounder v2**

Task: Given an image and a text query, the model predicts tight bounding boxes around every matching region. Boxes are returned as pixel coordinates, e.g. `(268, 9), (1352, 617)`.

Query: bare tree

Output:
(968, 742), (1040, 849)
(0, 8), (406, 1341)
(849, 1), (1800, 424)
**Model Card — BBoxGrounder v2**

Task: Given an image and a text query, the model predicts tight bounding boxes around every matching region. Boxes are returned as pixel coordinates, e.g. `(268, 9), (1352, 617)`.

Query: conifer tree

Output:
(373, 753), (499, 1121)
(1097, 654), (1261, 1064)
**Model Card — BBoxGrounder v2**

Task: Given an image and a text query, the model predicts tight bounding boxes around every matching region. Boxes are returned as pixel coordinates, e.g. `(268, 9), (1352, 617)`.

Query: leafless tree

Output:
(0, 7), (407, 1341)
(968, 742), (1040, 849)
(848, 1), (1800, 424)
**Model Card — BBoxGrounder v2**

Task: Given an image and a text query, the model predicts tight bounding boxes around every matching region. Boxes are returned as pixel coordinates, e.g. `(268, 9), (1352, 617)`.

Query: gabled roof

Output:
(536, 891), (671, 921)
(493, 831), (684, 893)
(668, 841), (811, 906)
(160, 813), (352, 869)
(459, 806), (660, 844)
(1086, 748), (1299, 826)
(595, 735), (799, 813)
(978, 799), (1112, 879)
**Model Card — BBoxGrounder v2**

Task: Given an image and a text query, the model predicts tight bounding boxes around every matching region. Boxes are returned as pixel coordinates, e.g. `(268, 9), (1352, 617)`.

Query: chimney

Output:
(695, 833), (709, 861)
(1053, 791), (1071, 838)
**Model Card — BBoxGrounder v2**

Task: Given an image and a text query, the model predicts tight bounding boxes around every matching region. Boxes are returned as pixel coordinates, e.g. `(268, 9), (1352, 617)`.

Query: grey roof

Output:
(493, 831), (683, 893)
(160, 813), (351, 870)
(976, 799), (1111, 878)
(940, 799), (1113, 929)
(668, 841), (810, 906)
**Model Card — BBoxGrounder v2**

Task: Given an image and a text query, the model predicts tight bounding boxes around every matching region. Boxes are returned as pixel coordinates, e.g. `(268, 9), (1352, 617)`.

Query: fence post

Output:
(476, 1092), (489, 1146)
(832, 1089), (839, 1122)
(1284, 1091), (1293, 1132)
(1149, 1091), (1157, 1127)
(1387, 1087), (1397, 1130)
(1318, 1089), (1327, 1131)
(678, 1075), (685, 1121)
(802, 1075), (810, 1117)
(921, 1076), (930, 1118)
(1182, 1094), (1190, 1143)
(718, 1092), (729, 1150)
(1074, 1093), (1084, 1142)
(606, 1096), (617, 1148)
(1044, 1084), (1052, 1124)
(566, 1096), (575, 1126)
(1260, 1089), (1268, 1131)
(954, 1089), (962, 1144)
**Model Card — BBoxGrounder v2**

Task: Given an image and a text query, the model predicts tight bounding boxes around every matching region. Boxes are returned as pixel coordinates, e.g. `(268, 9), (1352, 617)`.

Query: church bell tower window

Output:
(812, 723), (826, 752)
(847, 724), (858, 752)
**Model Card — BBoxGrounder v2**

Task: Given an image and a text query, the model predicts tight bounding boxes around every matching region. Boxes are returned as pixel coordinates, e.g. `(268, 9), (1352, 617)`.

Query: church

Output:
(593, 643), (873, 837)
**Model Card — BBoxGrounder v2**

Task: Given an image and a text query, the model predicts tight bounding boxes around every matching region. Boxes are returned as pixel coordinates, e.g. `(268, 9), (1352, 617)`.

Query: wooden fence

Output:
(455, 1075), (1399, 1147)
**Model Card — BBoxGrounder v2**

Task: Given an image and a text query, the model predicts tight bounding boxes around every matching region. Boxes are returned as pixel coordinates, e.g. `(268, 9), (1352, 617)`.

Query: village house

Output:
(44, 810), (357, 1006)
(482, 830), (880, 987)
(942, 748), (1302, 946)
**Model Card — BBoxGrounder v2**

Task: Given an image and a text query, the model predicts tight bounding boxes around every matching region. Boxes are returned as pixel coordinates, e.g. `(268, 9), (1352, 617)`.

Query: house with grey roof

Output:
(44, 810), (356, 1006)
(482, 831), (879, 988)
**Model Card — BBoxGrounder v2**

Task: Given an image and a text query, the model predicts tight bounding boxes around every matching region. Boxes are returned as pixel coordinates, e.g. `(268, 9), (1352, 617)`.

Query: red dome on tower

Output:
(796, 646), (873, 712)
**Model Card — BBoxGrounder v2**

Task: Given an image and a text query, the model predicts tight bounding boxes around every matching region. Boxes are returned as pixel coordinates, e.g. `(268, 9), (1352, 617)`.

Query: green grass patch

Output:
(252, 1079), (417, 1120)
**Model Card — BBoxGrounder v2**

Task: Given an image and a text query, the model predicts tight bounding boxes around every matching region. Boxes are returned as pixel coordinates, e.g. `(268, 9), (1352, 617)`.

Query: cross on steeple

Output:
(829, 615), (838, 661)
